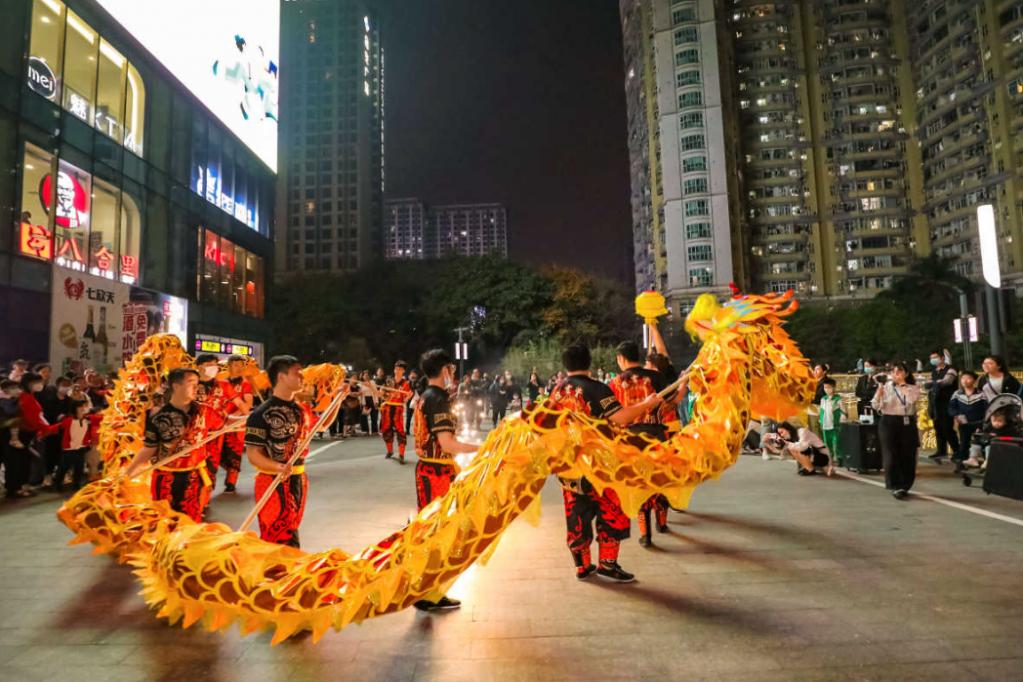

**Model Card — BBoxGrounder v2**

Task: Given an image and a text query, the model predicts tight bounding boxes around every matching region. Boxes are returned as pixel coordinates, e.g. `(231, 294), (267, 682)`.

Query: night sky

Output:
(374, 0), (634, 285)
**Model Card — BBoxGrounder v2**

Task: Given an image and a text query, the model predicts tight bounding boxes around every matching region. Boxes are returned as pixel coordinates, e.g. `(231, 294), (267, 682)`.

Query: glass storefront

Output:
(18, 142), (141, 285)
(197, 227), (265, 319)
(26, 0), (146, 155)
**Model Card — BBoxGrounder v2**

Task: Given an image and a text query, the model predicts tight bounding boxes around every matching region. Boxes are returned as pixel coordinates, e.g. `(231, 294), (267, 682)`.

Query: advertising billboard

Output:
(94, 0), (279, 171)
(51, 270), (188, 376)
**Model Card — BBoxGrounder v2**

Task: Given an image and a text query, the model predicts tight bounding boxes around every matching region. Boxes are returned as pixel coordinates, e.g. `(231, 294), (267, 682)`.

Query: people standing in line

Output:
(872, 362), (922, 500)
(818, 378), (845, 468)
(1, 379), (28, 498)
(855, 359), (880, 418)
(977, 355), (1021, 401)
(923, 349), (959, 463)
(947, 371), (987, 473)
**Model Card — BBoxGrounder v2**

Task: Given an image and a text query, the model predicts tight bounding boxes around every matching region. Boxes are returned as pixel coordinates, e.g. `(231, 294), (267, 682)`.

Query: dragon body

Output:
(57, 291), (815, 643)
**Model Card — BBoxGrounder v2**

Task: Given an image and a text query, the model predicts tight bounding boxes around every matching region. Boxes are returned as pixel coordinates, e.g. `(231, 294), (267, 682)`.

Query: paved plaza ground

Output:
(2, 430), (1023, 681)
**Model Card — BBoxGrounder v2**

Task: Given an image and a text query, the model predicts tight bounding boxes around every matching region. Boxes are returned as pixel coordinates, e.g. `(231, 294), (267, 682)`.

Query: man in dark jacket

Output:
(924, 350), (959, 462)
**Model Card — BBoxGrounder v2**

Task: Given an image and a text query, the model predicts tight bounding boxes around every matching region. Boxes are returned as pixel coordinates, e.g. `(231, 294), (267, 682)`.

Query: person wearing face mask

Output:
(872, 362), (923, 500)
(923, 349), (959, 463)
(38, 370), (70, 489)
(195, 354), (232, 494)
(219, 355), (255, 493)
(409, 348), (476, 612)
(15, 372), (60, 496)
(947, 371), (987, 473)
(855, 359), (880, 418)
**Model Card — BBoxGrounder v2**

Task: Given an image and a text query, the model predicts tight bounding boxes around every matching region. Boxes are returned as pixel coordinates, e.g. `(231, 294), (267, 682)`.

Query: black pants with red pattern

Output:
(151, 469), (209, 522)
(415, 460), (455, 510)
(562, 478), (630, 553)
(204, 434), (225, 489)
(220, 438), (243, 487)
(638, 494), (669, 538)
(380, 404), (407, 455)
(254, 472), (307, 548)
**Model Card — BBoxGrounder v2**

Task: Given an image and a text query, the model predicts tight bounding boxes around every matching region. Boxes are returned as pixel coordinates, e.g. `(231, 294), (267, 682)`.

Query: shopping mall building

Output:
(0, 0), (278, 372)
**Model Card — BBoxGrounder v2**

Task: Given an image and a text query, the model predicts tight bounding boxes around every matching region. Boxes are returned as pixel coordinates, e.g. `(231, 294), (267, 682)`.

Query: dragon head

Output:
(685, 289), (816, 422)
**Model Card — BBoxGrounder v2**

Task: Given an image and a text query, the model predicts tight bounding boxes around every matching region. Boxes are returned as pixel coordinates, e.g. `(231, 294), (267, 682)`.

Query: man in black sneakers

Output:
(411, 348), (477, 611)
(550, 344), (662, 583)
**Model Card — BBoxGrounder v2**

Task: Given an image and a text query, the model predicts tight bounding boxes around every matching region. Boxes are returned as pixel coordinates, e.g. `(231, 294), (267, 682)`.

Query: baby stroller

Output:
(963, 393), (1023, 487)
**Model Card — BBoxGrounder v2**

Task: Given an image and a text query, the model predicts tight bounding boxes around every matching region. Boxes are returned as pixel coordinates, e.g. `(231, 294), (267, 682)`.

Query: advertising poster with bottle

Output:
(50, 271), (130, 376)
(51, 270), (190, 376)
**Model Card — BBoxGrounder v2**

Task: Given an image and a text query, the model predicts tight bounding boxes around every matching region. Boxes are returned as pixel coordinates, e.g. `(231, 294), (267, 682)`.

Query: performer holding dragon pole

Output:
(380, 360), (413, 464)
(220, 354), (255, 493)
(551, 343), (662, 583)
(243, 355), (316, 548)
(124, 368), (213, 522)
(195, 354), (232, 493)
(411, 348), (477, 611)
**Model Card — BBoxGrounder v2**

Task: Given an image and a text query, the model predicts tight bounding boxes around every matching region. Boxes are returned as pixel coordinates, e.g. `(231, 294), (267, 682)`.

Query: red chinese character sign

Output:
(19, 221), (53, 260)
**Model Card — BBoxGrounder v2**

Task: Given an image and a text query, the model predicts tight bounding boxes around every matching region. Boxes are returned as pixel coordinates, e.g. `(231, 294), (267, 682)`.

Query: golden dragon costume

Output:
(57, 290), (815, 644)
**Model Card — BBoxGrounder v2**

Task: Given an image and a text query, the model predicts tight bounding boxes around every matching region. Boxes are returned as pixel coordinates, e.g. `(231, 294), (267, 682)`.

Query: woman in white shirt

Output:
(871, 362), (923, 499)
(769, 422), (834, 476)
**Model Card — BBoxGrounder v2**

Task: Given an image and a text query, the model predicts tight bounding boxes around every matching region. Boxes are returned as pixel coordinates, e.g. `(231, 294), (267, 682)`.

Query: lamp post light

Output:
(977, 204), (1004, 358)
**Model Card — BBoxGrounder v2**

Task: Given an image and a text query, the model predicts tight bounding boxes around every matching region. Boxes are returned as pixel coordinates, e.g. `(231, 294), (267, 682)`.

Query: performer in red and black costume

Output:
(195, 354), (231, 493)
(125, 368), (212, 522)
(411, 348), (477, 612)
(380, 360), (413, 464)
(244, 355), (315, 548)
(551, 344), (662, 582)
(610, 340), (678, 548)
(220, 354), (255, 493)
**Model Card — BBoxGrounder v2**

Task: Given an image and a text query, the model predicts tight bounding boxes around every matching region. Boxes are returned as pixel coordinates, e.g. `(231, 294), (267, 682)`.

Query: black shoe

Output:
(928, 453), (944, 464)
(596, 561), (635, 583)
(576, 565), (597, 580)
(223, 484), (236, 494)
(385, 452), (393, 459)
(413, 600), (434, 611)
(434, 596), (461, 610)
(892, 489), (908, 500)
(657, 524), (669, 534)
(638, 535), (652, 548)
(398, 457), (406, 465)
(797, 468), (816, 476)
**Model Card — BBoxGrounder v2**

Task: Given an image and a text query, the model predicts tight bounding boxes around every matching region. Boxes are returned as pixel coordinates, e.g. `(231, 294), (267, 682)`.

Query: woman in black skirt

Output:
(871, 362), (922, 499)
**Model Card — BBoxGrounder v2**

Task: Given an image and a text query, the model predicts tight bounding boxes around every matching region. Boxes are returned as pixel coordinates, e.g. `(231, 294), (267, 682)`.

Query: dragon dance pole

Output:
(237, 387), (349, 534)
(118, 417), (247, 481)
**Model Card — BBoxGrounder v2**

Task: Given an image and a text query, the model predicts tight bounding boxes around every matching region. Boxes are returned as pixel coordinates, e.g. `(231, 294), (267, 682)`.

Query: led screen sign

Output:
(95, 0), (279, 171)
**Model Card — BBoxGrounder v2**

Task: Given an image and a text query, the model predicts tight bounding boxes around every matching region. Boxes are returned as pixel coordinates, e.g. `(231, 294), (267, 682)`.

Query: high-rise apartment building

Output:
(384, 199), (508, 260)
(621, 0), (1023, 313)
(620, 0), (746, 315)
(277, 0), (384, 276)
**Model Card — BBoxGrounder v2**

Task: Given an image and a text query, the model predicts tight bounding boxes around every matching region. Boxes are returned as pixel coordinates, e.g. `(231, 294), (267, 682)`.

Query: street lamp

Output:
(977, 204), (1004, 357)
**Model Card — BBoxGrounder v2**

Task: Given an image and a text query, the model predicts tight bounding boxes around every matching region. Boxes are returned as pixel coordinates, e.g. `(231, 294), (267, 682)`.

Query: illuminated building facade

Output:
(1, 0), (275, 364)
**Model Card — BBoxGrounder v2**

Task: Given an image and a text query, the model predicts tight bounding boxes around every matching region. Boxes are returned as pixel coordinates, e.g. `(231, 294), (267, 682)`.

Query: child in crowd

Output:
(947, 371), (987, 472)
(966, 403), (1023, 469)
(818, 378), (846, 467)
(53, 400), (94, 492)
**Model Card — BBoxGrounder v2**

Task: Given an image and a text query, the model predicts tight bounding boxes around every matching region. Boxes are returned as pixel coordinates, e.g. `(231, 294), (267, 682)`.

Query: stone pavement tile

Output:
(960, 658), (1023, 681)
(5, 643), (137, 672)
